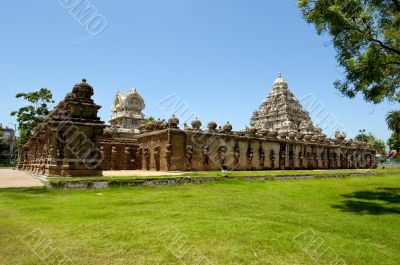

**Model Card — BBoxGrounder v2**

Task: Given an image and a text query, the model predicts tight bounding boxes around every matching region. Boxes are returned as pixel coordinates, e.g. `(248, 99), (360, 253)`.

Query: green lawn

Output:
(0, 175), (399, 264)
(49, 168), (400, 182)
(185, 168), (391, 177)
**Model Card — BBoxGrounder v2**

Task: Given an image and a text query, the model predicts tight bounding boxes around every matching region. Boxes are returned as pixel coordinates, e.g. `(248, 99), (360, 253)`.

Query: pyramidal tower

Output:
(250, 74), (316, 133)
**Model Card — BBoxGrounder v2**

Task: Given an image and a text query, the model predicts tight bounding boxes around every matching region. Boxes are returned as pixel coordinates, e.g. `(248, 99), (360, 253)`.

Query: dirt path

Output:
(0, 169), (43, 188)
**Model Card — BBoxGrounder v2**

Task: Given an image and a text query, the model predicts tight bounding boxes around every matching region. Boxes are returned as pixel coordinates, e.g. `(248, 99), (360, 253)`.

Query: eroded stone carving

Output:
(202, 145), (210, 165)
(185, 145), (193, 170)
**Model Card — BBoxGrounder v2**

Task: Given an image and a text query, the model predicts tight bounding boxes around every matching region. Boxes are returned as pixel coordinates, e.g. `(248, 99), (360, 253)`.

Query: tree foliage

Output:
(11, 88), (55, 144)
(298, 0), (400, 103)
(385, 110), (400, 151)
(355, 132), (387, 155)
(387, 131), (400, 151)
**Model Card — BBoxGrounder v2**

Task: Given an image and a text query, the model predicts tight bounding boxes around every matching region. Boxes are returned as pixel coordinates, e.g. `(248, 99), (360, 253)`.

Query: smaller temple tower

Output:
(17, 79), (105, 177)
(109, 89), (146, 133)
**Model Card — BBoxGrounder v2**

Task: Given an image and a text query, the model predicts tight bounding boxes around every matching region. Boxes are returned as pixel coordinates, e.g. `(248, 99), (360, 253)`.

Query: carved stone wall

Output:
(100, 131), (139, 171)
(136, 127), (376, 172)
(17, 80), (105, 177)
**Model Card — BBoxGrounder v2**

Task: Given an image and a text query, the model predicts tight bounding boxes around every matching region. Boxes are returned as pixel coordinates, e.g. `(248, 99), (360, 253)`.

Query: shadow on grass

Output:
(332, 188), (400, 215)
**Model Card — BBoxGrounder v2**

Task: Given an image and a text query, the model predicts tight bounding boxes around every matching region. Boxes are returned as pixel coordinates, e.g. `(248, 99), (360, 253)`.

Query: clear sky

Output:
(0, 0), (394, 141)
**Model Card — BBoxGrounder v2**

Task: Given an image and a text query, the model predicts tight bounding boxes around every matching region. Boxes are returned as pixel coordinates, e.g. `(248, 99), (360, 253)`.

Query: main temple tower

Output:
(250, 74), (316, 133)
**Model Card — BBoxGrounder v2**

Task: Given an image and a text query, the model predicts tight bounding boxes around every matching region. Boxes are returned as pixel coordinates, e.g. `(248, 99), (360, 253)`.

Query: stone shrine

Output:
(17, 80), (104, 176)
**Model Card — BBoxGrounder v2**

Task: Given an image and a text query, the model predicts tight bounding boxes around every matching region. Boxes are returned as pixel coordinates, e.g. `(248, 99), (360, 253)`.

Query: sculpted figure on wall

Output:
(259, 146), (265, 168)
(154, 146), (161, 171)
(202, 145), (210, 165)
(219, 145), (227, 169)
(234, 145), (240, 169)
(166, 144), (172, 167)
(269, 150), (276, 169)
(247, 146), (254, 165)
(185, 145), (193, 170)
(143, 148), (150, 170)
(279, 149), (286, 170)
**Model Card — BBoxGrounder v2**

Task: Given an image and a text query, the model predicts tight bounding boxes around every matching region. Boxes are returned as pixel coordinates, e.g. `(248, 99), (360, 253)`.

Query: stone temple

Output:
(17, 76), (376, 176)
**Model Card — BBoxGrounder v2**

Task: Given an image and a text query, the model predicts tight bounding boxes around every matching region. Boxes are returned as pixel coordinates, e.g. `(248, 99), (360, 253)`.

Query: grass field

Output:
(0, 175), (399, 264)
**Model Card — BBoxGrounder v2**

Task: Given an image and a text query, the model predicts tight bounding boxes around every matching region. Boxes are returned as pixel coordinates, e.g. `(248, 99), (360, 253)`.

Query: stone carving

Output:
(279, 148), (286, 169)
(136, 147), (142, 169)
(154, 146), (161, 171)
(245, 127), (257, 136)
(191, 118), (202, 130)
(247, 146), (254, 164)
(109, 89), (146, 133)
(335, 131), (347, 142)
(111, 146), (118, 170)
(202, 145), (210, 165)
(223, 122), (233, 133)
(143, 148), (151, 170)
(234, 145), (241, 168)
(259, 146), (265, 168)
(168, 115), (179, 128)
(269, 150), (276, 168)
(185, 145), (193, 170)
(218, 146), (227, 168)
(165, 144), (172, 168)
(207, 121), (217, 132)
(299, 151), (304, 169)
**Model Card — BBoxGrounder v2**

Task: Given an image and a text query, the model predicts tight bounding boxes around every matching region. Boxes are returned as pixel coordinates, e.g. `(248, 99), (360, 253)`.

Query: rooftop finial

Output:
(82, 78), (87, 83)
(278, 72), (282, 78)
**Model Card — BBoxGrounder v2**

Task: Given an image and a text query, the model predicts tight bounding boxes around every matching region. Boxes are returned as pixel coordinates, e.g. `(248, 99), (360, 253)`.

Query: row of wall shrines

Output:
(135, 129), (376, 172)
(17, 81), (377, 177)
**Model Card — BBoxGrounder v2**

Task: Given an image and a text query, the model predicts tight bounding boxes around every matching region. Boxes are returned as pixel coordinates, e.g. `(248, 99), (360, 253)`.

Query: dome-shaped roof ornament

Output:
(72, 78), (93, 99)
(223, 121), (233, 133)
(273, 73), (288, 89)
(191, 117), (202, 130)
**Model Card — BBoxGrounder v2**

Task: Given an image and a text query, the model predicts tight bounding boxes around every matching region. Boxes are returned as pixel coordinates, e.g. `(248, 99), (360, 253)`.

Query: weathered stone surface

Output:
(251, 74), (315, 133)
(18, 80), (105, 177)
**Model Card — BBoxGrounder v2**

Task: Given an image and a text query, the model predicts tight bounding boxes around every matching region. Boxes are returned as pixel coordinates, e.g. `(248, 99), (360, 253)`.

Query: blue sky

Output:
(0, 0), (394, 141)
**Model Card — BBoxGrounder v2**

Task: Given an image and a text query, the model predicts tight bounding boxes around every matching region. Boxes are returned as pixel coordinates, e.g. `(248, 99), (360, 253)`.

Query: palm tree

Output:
(386, 110), (400, 152)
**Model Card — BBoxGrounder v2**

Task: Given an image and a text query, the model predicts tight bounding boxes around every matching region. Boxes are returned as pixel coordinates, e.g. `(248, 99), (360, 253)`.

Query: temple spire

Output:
(251, 74), (316, 132)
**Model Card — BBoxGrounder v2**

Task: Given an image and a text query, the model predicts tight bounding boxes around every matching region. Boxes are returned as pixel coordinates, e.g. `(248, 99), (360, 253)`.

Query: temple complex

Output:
(17, 75), (377, 177)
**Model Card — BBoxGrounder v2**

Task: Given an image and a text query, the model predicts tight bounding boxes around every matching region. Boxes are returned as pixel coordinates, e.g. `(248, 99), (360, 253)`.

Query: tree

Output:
(386, 110), (400, 152)
(11, 88), (55, 144)
(297, 0), (400, 104)
(146, 116), (155, 124)
(354, 132), (387, 155)
(387, 132), (400, 152)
